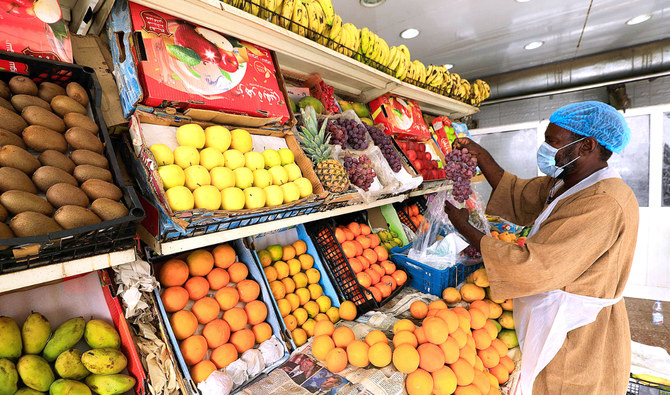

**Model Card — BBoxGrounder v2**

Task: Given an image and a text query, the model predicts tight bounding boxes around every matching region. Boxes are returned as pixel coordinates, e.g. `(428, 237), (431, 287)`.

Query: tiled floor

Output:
(625, 297), (670, 353)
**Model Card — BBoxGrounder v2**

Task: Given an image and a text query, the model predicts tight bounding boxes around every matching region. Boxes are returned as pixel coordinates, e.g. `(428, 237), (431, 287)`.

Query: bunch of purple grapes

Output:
(462, 245), (482, 259)
(343, 154), (376, 191)
(320, 119), (347, 147)
(366, 124), (402, 172)
(444, 148), (478, 203)
(332, 118), (369, 150)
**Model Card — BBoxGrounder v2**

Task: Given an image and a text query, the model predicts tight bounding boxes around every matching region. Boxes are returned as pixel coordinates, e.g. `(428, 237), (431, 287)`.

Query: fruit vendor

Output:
(444, 101), (638, 395)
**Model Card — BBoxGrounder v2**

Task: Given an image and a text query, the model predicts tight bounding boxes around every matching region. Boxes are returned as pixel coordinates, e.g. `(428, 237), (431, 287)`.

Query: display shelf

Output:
(409, 184), (450, 197)
(0, 248), (137, 293)
(130, 0), (478, 118)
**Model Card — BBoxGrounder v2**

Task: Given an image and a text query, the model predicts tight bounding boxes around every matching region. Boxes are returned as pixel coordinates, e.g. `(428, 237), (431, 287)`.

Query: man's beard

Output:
(557, 146), (579, 180)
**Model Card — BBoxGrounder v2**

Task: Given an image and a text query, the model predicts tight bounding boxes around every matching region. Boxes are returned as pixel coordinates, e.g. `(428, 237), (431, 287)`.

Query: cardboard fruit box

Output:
(368, 94), (431, 141)
(394, 137), (449, 187)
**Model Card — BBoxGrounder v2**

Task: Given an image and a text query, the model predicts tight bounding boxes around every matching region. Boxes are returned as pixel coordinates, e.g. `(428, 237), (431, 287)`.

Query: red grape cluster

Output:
(462, 245), (482, 259)
(313, 80), (339, 114)
(343, 154), (376, 191)
(321, 119), (347, 147)
(366, 124), (402, 172)
(333, 119), (369, 150)
(444, 148), (477, 203)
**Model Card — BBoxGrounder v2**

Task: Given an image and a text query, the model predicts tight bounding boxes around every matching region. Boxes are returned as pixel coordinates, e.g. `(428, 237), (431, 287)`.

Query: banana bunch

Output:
(279, 0), (295, 29)
(304, 0), (326, 39)
(332, 22), (358, 57)
(359, 28), (391, 68)
(261, 0), (282, 20)
(326, 14), (342, 49)
(469, 79), (491, 105)
(425, 65), (451, 92)
(290, 0), (308, 36)
(242, 0), (261, 16)
(383, 44), (410, 79)
(404, 60), (427, 83)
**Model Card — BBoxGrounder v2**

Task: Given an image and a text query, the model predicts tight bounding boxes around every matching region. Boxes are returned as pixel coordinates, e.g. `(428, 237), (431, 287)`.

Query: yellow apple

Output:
(210, 167), (235, 190)
(262, 149), (281, 168)
(268, 165), (288, 185)
(293, 177), (313, 198)
(199, 147), (224, 170)
(165, 186), (194, 212)
(184, 165), (211, 191)
(193, 185), (221, 210)
(244, 151), (265, 171)
(280, 182), (300, 203)
(176, 123), (205, 149)
(221, 187), (245, 210)
(204, 125), (231, 152)
(244, 187), (266, 209)
(230, 129), (253, 153)
(278, 148), (294, 165)
(173, 146), (200, 169)
(157, 164), (185, 189)
(233, 167), (254, 189)
(283, 163), (302, 181)
(223, 149), (245, 169)
(149, 144), (174, 166)
(263, 185), (283, 207)
(252, 169), (272, 188)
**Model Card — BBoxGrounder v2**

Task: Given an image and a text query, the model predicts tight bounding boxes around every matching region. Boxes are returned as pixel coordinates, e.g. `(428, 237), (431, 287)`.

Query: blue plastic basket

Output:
(390, 243), (481, 296)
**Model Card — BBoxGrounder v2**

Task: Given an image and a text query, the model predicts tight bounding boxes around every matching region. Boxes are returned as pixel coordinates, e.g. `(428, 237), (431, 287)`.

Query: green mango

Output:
(22, 313), (51, 355)
(84, 320), (120, 350)
(15, 388), (46, 395)
(85, 374), (136, 395)
(80, 348), (127, 375)
(49, 379), (91, 395)
(0, 317), (22, 360)
(17, 355), (54, 392)
(54, 349), (90, 380)
(42, 318), (85, 362)
(0, 358), (18, 395)
(498, 329), (519, 349)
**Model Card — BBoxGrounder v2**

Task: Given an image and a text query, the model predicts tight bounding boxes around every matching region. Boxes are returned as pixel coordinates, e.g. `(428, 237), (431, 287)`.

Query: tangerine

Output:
(158, 259), (189, 287)
(192, 297), (220, 324)
(284, 314), (298, 331)
(202, 319), (230, 348)
(360, 224), (371, 235)
(367, 286), (382, 302)
(190, 360), (216, 383)
(252, 322), (273, 343)
(292, 240), (307, 256)
(170, 310), (197, 340)
(187, 249), (214, 276)
(392, 270), (407, 286)
(230, 328), (255, 353)
(228, 262), (249, 283)
(263, 266), (278, 282)
(245, 300), (268, 325)
(356, 235), (371, 249)
(210, 343), (237, 369)
(237, 279), (260, 302)
(375, 282), (392, 298)
(357, 272), (372, 287)
(380, 261), (396, 275)
(207, 268), (230, 290)
(161, 287), (189, 312)
(180, 335), (207, 366)
(214, 286), (239, 311)
(393, 343), (420, 373)
(347, 222), (361, 236)
(339, 300), (357, 321)
(374, 246), (388, 262)
(368, 234), (380, 248)
(184, 276), (210, 301)
(334, 228), (346, 243)
(223, 307), (247, 331)
(362, 249), (378, 265)
(282, 245), (296, 261)
(292, 328), (308, 347)
(212, 244), (236, 269)
(349, 257), (363, 273)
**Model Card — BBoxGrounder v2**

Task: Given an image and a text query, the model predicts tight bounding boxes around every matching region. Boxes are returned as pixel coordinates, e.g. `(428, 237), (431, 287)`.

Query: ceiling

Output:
(333, 0), (670, 80)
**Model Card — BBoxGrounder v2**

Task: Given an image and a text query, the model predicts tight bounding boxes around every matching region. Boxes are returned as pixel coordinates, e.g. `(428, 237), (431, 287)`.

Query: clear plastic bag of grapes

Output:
(317, 109), (374, 151)
(332, 145), (401, 203)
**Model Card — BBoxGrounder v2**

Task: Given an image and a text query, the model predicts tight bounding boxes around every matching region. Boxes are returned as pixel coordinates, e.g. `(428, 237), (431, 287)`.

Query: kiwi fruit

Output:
(0, 145), (41, 174)
(81, 179), (122, 201)
(64, 112), (98, 134)
(65, 127), (103, 153)
(66, 82), (89, 107)
(0, 97), (13, 111)
(22, 125), (68, 153)
(8, 76), (37, 96)
(11, 94), (51, 112)
(0, 190), (53, 216)
(0, 106), (28, 134)
(0, 167), (37, 194)
(38, 150), (76, 173)
(0, 80), (9, 99)
(73, 165), (112, 183)
(0, 222), (14, 249)
(0, 128), (26, 148)
(0, 203), (7, 222)
(38, 81), (66, 102)
(46, 183), (89, 208)
(32, 166), (78, 192)
(69, 149), (109, 168)
(10, 211), (63, 237)
(22, 105), (66, 133)
(54, 205), (101, 229)
(51, 95), (87, 117)
(90, 198), (128, 221)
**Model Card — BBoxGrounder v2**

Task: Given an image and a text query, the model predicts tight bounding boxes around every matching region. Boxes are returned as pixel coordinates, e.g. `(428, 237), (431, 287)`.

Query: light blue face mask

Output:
(537, 138), (585, 178)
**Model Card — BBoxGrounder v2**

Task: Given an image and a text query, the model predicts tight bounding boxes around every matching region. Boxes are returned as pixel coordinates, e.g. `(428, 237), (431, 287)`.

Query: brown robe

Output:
(480, 171), (639, 395)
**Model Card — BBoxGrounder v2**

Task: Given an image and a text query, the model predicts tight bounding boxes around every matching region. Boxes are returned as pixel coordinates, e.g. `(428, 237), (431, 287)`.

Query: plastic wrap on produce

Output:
(225, 359), (250, 386)
(332, 144), (399, 203)
(242, 349), (265, 377)
(259, 336), (285, 367)
(198, 370), (233, 395)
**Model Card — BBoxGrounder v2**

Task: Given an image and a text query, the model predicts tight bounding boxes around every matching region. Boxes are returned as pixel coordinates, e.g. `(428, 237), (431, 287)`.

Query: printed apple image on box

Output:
(128, 2), (290, 123)
(0, 0), (72, 62)
(369, 94), (430, 141)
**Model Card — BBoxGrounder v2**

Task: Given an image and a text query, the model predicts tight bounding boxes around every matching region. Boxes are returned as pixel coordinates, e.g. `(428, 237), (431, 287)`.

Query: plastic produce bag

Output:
(258, 336), (284, 366)
(241, 349), (265, 377)
(332, 144), (400, 203)
(198, 370), (233, 395)
(224, 359), (249, 387)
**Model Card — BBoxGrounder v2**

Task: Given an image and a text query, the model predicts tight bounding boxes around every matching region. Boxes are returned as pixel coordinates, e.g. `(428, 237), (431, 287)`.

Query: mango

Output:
(15, 388), (45, 395)
(22, 313), (51, 355)
(0, 358), (18, 395)
(498, 311), (515, 330)
(54, 349), (89, 380)
(84, 320), (120, 349)
(0, 317), (22, 360)
(85, 374), (136, 395)
(17, 355), (54, 392)
(485, 287), (505, 304)
(80, 348), (126, 375)
(500, 298), (514, 311)
(497, 329), (519, 349)
(42, 317), (85, 362)
(49, 379), (91, 395)
(470, 267), (490, 288)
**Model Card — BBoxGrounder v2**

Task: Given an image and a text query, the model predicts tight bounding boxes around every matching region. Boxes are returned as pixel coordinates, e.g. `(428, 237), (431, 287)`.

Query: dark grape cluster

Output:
(444, 148), (477, 203)
(332, 119), (369, 150)
(343, 154), (376, 191)
(462, 245), (482, 259)
(366, 124), (402, 172)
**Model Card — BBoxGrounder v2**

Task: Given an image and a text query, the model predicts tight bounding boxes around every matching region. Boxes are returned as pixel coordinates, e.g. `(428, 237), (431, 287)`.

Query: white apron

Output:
(513, 167), (624, 395)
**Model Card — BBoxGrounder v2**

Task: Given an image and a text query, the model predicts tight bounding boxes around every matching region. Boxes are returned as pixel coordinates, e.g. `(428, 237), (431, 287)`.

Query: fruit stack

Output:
(256, 239), (339, 348)
(0, 314), (136, 395)
(151, 123), (314, 213)
(400, 203), (427, 232)
(0, 77), (129, 240)
(157, 244), (277, 383)
(396, 140), (446, 181)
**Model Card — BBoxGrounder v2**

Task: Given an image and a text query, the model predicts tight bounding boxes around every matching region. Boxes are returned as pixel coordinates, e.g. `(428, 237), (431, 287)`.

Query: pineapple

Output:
(297, 107), (350, 193)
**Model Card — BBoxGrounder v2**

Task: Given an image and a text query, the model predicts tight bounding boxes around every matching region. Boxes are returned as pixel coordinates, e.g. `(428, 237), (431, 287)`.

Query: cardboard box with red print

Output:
(369, 94), (431, 141)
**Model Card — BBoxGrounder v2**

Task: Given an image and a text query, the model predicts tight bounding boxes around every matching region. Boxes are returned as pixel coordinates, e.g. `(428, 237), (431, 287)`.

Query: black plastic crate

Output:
(627, 377), (670, 395)
(394, 196), (428, 232)
(0, 50), (144, 272)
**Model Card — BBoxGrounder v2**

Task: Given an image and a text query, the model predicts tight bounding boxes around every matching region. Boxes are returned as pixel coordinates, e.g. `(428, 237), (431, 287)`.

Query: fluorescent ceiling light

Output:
(626, 14), (652, 25)
(515, 0), (531, 2)
(444, 64), (454, 70)
(524, 41), (544, 50)
(360, 0), (386, 7)
(400, 28), (420, 39)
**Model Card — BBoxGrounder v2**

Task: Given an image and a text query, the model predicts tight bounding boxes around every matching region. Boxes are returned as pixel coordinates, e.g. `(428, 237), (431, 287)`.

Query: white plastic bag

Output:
(198, 370), (233, 395)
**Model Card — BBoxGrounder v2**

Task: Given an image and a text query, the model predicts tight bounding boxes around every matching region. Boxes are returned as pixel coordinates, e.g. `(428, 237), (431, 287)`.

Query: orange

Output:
(230, 328), (255, 353)
(472, 328), (492, 350)
(223, 307), (247, 332)
(292, 328), (308, 347)
(442, 287), (461, 304)
(325, 347), (348, 373)
(170, 310), (198, 340)
(368, 234), (380, 248)
(423, 317), (449, 344)
(292, 240), (307, 256)
(334, 227), (346, 243)
(449, 358), (475, 386)
(406, 368), (433, 395)
(454, 384), (481, 395)
(356, 235), (371, 249)
(314, 320), (335, 337)
(245, 300), (268, 325)
(380, 261), (396, 275)
(190, 360), (216, 383)
(228, 262), (249, 283)
(367, 286), (382, 302)
(282, 245), (296, 261)
(158, 259), (189, 287)
(284, 314), (298, 331)
(436, 309), (459, 333)
(314, 313), (329, 322)
(450, 328), (468, 348)
(346, 340), (370, 368)
(428, 300), (448, 311)
(483, 320), (498, 340)
(263, 266), (278, 282)
(469, 300), (490, 317)
(362, 249), (378, 265)
(161, 286), (189, 312)
(349, 258), (363, 274)
(352, 240), (364, 257)
(469, 308), (487, 330)
(439, 336), (460, 364)
(417, 343), (445, 372)
(347, 222), (361, 237)
(341, 241), (357, 258)
(281, 278), (296, 294)
(213, 244), (236, 269)
(375, 282), (392, 298)
(192, 297), (220, 324)
(252, 322), (272, 343)
(214, 286), (239, 311)
(237, 279), (260, 302)
(490, 339), (508, 357)
(488, 363), (509, 384)
(360, 223), (371, 235)
(459, 344), (476, 366)
(357, 272), (372, 287)
(393, 343), (420, 373)
(473, 370), (491, 394)
(339, 300), (357, 321)
(358, 255), (371, 269)
(187, 249), (214, 277)
(184, 276), (210, 301)
(393, 318), (415, 333)
(211, 343), (237, 369)
(374, 246), (388, 262)
(371, 263), (385, 278)
(269, 281), (286, 300)
(393, 330), (418, 348)
(365, 330), (388, 347)
(207, 268), (230, 290)
(368, 342), (392, 367)
(298, 254), (314, 270)
(365, 268), (381, 285)
(202, 319), (230, 348)
(477, 346), (500, 369)
(312, 335), (336, 360)
(392, 270), (407, 286)
(414, 326), (428, 345)
(499, 355), (515, 374)
(432, 366), (458, 395)
(332, 326), (355, 348)
(180, 335), (207, 366)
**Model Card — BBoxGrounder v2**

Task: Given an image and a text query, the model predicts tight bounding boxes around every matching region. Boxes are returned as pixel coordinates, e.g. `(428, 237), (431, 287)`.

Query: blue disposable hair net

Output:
(549, 101), (631, 154)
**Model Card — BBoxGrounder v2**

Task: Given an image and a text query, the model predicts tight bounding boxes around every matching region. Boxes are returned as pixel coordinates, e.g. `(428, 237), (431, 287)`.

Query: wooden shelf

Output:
(130, 0), (478, 118)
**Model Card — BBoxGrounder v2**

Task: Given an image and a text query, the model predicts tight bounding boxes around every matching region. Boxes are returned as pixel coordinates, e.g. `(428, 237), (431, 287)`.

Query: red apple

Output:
(431, 160), (438, 169)
(408, 142), (416, 151)
(431, 169), (440, 179)
(424, 152), (431, 161)
(412, 160), (423, 170)
(407, 150), (417, 161)
(174, 23), (222, 65)
(218, 52), (239, 72)
(398, 141), (407, 151)
(417, 143), (426, 153)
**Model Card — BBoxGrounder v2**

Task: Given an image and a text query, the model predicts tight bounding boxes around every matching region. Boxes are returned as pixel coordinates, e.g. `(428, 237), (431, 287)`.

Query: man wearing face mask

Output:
(444, 101), (638, 395)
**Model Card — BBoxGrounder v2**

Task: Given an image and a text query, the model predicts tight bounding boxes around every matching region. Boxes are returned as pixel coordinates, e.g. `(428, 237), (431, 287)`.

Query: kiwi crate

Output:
(0, 50), (144, 273)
